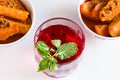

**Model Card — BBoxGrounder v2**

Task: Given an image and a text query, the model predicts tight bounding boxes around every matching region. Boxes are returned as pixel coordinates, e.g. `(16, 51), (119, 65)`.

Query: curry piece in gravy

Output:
(80, 0), (120, 37)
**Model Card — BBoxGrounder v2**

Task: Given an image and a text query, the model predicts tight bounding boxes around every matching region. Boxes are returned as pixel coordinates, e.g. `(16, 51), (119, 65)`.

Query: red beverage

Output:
(34, 18), (85, 77)
(36, 24), (85, 63)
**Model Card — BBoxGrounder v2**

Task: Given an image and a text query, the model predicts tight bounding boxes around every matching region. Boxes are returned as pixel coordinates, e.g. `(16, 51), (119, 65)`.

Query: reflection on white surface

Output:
(0, 0), (120, 80)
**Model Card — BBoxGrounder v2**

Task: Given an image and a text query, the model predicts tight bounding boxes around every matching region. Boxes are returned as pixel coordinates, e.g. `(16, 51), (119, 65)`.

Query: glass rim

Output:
(34, 17), (85, 65)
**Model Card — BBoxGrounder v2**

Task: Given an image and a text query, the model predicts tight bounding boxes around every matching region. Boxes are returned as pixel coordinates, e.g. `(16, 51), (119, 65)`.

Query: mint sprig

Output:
(36, 39), (78, 72)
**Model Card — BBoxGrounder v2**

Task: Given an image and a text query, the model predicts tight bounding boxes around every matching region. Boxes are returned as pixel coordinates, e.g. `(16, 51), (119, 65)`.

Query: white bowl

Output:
(78, 0), (120, 40)
(0, 0), (35, 46)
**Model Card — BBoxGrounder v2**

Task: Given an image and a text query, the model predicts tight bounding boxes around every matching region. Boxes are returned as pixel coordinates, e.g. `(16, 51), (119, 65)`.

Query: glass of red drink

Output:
(34, 17), (85, 77)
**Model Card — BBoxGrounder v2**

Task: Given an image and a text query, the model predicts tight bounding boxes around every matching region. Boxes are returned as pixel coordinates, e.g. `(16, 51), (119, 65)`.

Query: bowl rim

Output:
(78, 0), (120, 40)
(0, 0), (35, 47)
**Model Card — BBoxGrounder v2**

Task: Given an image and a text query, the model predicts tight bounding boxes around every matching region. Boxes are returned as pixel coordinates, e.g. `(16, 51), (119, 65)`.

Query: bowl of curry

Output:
(78, 0), (120, 39)
(0, 0), (34, 45)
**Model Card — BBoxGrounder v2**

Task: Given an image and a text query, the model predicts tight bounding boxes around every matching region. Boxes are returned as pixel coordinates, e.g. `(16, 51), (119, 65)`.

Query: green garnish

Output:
(36, 41), (50, 58)
(37, 56), (57, 72)
(55, 42), (78, 60)
(51, 39), (61, 49)
(36, 39), (78, 72)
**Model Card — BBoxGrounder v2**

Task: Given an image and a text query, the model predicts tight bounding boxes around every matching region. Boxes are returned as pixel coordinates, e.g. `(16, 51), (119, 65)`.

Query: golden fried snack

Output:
(0, 17), (30, 33)
(0, 17), (30, 41)
(80, 1), (105, 20)
(0, 0), (6, 2)
(0, 5), (29, 21)
(95, 24), (109, 36)
(99, 0), (120, 22)
(91, 2), (105, 20)
(0, 0), (31, 43)
(91, 0), (108, 5)
(80, 1), (92, 18)
(0, 0), (25, 10)
(108, 16), (120, 37)
(16, 22), (30, 34)
(0, 0), (6, 1)
(0, 25), (19, 41)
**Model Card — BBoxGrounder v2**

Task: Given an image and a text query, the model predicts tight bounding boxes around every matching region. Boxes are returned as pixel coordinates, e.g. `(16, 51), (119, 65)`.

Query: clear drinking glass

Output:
(34, 17), (85, 77)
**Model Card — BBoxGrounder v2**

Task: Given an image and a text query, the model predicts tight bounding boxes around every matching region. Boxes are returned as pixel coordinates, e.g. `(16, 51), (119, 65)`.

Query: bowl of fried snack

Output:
(0, 0), (34, 45)
(78, 0), (120, 39)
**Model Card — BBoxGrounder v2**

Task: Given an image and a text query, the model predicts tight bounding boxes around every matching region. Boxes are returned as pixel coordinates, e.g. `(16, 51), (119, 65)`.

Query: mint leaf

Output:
(55, 42), (78, 60)
(51, 39), (61, 48)
(37, 57), (57, 72)
(49, 57), (57, 72)
(36, 41), (50, 57)
(37, 57), (50, 72)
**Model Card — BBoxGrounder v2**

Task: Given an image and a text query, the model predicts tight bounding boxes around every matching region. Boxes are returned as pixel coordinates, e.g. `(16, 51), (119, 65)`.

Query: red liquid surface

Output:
(37, 25), (85, 63)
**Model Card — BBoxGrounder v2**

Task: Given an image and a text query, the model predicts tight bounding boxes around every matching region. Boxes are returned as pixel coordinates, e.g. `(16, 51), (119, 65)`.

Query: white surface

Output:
(0, 0), (120, 80)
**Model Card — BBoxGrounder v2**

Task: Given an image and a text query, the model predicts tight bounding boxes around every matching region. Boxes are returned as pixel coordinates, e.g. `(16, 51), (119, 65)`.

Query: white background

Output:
(0, 0), (120, 80)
